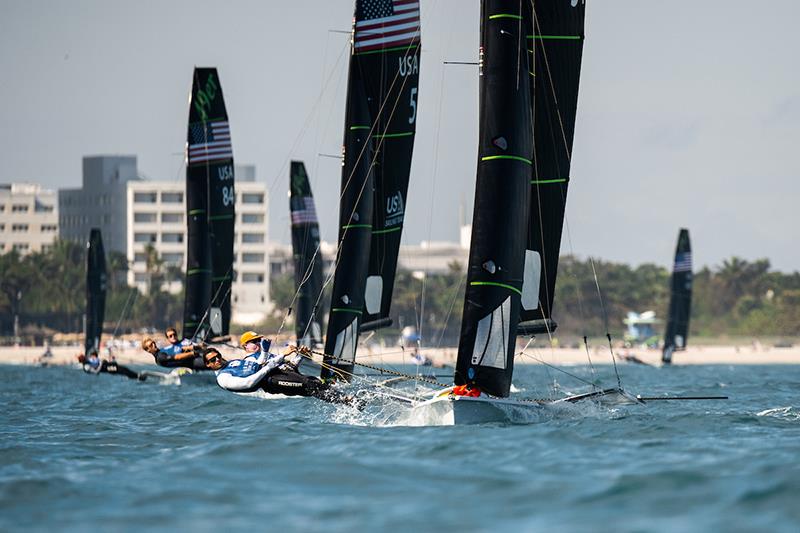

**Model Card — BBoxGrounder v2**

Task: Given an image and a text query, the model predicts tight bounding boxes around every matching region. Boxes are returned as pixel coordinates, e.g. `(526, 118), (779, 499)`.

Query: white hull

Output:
(407, 394), (547, 426)
(406, 387), (643, 426)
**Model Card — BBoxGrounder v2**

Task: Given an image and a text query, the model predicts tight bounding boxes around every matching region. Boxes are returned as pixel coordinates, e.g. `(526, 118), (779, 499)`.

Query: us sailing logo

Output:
(385, 191), (405, 227)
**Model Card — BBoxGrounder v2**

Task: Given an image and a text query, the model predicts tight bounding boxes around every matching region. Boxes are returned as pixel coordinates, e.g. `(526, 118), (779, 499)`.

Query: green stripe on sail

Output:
(184, 321), (199, 327)
(531, 178), (568, 185)
(189, 209), (206, 215)
(481, 155), (532, 165)
(350, 125), (370, 130)
(341, 224), (372, 230)
(527, 35), (582, 40)
(209, 214), (234, 220)
(489, 14), (522, 20)
(331, 308), (363, 315)
(187, 268), (212, 275)
(470, 281), (523, 296)
(355, 44), (419, 56)
(372, 226), (402, 235)
(372, 132), (414, 139)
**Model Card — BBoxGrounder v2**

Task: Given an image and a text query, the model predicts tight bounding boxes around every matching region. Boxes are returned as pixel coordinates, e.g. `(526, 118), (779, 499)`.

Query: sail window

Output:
(471, 296), (511, 370)
(364, 276), (383, 315)
(521, 250), (541, 311)
(333, 318), (358, 365)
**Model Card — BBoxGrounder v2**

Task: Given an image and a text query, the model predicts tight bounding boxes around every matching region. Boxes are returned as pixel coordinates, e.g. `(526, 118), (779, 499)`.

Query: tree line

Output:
(2, 240), (798, 344)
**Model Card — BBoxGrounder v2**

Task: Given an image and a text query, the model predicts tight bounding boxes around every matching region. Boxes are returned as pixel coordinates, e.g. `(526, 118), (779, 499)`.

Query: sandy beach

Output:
(3, 341), (798, 367)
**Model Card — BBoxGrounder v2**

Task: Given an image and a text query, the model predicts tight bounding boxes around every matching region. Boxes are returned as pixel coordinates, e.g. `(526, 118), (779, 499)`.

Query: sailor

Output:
(203, 331), (357, 407)
(141, 337), (208, 370)
(79, 349), (142, 380)
(163, 327), (194, 356)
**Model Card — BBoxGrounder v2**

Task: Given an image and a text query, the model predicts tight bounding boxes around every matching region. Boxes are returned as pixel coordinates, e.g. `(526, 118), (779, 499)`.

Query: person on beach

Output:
(79, 349), (143, 380)
(141, 337), (208, 370)
(203, 331), (358, 407)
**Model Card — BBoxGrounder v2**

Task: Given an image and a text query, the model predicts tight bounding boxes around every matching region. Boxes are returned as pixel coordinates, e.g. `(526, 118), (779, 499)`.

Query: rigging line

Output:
(433, 269), (467, 352)
(517, 349), (601, 389)
(110, 286), (138, 339)
(191, 263), (234, 342)
(419, 19), (453, 353)
(278, 37), (421, 338)
(266, 38), (350, 200)
(305, 348), (448, 388)
(588, 256), (622, 388)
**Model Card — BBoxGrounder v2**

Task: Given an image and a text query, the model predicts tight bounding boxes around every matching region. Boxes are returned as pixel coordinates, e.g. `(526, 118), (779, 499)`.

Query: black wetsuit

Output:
(152, 348), (207, 370)
(260, 368), (351, 405)
(83, 359), (140, 380)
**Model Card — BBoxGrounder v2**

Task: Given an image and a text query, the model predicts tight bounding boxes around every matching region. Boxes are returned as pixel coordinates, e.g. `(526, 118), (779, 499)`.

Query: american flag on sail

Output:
(291, 197), (318, 226)
(673, 252), (692, 273)
(188, 120), (232, 165)
(354, 0), (420, 53)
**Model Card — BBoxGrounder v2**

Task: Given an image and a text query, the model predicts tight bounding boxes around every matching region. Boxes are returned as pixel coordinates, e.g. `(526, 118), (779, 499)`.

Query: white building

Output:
(0, 183), (58, 255)
(59, 155), (270, 324)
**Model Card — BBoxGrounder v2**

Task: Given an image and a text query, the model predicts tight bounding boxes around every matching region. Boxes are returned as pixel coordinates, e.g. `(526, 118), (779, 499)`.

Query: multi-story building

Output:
(0, 183), (58, 255)
(59, 155), (270, 324)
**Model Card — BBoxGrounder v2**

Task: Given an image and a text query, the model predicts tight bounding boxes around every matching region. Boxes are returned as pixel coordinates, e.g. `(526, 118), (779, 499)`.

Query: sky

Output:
(1, 0), (798, 271)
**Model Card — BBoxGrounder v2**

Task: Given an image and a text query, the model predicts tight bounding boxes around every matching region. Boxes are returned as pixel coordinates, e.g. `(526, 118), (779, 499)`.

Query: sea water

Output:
(1, 362), (798, 532)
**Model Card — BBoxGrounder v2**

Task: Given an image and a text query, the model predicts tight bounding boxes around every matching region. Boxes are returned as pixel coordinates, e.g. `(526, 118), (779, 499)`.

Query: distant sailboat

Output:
(183, 67), (235, 342)
(289, 161), (324, 347)
(662, 228), (692, 364)
(84, 228), (107, 355)
(322, 0), (421, 379)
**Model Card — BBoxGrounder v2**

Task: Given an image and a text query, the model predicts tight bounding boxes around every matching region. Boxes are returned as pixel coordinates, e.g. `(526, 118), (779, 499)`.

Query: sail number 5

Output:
(409, 87), (418, 124)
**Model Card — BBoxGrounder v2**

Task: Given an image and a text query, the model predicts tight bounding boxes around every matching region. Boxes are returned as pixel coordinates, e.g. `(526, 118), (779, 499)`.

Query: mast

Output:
(517, 0), (586, 335)
(290, 161), (324, 346)
(322, 21), (376, 379)
(454, 0), (532, 397)
(183, 67), (234, 341)
(662, 228), (692, 364)
(358, 0), (421, 331)
(84, 228), (107, 355)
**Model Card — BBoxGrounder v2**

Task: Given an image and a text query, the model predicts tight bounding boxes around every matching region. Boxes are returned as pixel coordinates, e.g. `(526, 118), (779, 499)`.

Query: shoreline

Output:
(2, 343), (798, 367)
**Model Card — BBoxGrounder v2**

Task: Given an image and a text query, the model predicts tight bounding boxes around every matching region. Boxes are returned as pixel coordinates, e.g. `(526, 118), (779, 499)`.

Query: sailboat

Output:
(662, 228), (692, 364)
(84, 228), (107, 355)
(408, 0), (641, 424)
(321, 0), (421, 379)
(289, 161), (324, 347)
(183, 66), (235, 343)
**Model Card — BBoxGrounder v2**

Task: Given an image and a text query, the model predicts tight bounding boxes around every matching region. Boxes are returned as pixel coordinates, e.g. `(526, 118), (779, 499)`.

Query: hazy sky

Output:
(2, 1), (798, 271)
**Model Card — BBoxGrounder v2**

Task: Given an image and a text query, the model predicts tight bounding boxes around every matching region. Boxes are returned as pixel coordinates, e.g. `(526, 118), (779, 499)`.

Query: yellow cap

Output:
(239, 331), (262, 347)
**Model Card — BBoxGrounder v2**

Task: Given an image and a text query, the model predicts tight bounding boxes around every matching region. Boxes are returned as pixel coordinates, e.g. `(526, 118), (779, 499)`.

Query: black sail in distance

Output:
(454, 0), (532, 397)
(290, 161), (324, 346)
(355, 0), (421, 330)
(184, 67), (234, 340)
(84, 228), (107, 355)
(662, 229), (692, 364)
(321, 41), (376, 379)
(517, 0), (585, 335)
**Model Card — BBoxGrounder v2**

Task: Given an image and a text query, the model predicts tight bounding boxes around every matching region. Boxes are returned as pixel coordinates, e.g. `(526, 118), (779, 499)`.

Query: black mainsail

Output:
(84, 228), (107, 355)
(518, 0), (585, 335)
(322, 0), (421, 379)
(183, 67), (235, 341)
(662, 228), (692, 364)
(358, 0), (421, 331)
(454, 0), (533, 397)
(290, 161), (324, 346)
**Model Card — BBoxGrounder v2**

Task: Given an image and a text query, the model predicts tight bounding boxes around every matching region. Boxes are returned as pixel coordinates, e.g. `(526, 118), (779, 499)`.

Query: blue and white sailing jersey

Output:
(215, 351), (285, 392)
